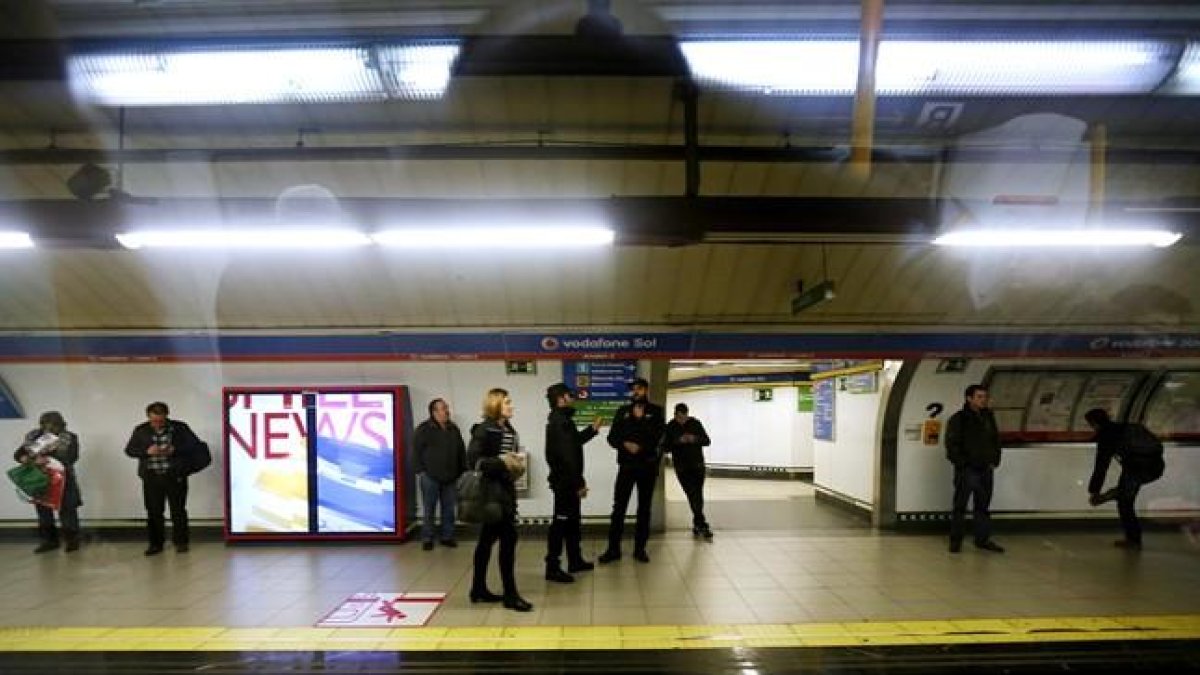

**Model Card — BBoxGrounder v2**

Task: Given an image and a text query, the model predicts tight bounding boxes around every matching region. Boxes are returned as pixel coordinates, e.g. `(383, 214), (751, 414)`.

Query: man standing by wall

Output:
(413, 398), (467, 551)
(600, 377), (666, 564)
(124, 401), (205, 556)
(543, 383), (603, 583)
(945, 384), (1005, 554)
(663, 403), (713, 539)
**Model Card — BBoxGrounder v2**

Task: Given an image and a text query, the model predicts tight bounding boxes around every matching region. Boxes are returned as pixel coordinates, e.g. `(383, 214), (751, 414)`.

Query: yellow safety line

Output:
(1, 615), (1198, 651)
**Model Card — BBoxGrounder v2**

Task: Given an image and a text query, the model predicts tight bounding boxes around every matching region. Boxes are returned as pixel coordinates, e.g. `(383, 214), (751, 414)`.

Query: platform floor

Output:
(0, 473), (1195, 667)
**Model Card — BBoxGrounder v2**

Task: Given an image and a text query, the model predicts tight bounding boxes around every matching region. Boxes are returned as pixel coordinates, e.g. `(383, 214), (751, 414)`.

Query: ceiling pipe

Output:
(1089, 122), (1108, 222)
(849, 0), (884, 178)
(7, 143), (1200, 166)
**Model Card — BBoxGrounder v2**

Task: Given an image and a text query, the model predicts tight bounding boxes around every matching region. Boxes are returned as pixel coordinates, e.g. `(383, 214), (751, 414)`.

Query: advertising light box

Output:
(223, 386), (410, 541)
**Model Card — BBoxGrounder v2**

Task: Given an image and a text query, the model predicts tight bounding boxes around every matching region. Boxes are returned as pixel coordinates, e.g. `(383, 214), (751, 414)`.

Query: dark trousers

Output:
(419, 473), (458, 543)
(142, 473), (189, 547)
(36, 503), (79, 543)
(675, 467), (708, 529)
(546, 487), (583, 569)
(950, 465), (994, 545)
(606, 462), (658, 553)
(1115, 470), (1145, 544)
(473, 519), (519, 597)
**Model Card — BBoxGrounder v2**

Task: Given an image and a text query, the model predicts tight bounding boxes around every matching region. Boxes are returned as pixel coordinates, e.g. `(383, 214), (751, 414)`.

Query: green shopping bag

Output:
(7, 463), (49, 500)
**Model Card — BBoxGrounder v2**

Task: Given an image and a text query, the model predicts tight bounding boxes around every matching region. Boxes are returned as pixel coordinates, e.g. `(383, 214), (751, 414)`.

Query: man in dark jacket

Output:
(543, 383), (603, 582)
(664, 403), (713, 539)
(1084, 408), (1165, 550)
(945, 384), (1004, 554)
(413, 398), (467, 550)
(14, 411), (83, 553)
(599, 377), (666, 564)
(124, 401), (205, 556)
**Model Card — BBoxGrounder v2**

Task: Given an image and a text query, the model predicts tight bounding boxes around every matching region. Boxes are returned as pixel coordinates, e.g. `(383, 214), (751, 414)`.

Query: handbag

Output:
(32, 466), (65, 511)
(8, 463), (50, 501)
(456, 463), (504, 525)
(184, 441), (213, 476)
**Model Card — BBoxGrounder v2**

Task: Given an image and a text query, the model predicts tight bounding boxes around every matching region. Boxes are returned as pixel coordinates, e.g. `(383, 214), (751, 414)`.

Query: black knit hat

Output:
(546, 382), (575, 407)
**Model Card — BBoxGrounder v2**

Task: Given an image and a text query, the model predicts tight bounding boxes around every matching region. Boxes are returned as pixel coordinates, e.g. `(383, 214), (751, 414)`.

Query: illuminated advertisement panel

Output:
(314, 392), (397, 533)
(223, 386), (408, 541)
(226, 392), (311, 534)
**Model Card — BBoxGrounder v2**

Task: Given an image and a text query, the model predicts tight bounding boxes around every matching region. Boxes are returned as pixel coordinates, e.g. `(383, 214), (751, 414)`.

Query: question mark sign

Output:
(926, 402), (944, 419)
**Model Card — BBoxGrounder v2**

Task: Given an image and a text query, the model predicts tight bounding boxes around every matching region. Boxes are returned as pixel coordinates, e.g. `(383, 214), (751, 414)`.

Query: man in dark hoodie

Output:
(543, 383), (603, 583)
(599, 377), (666, 564)
(945, 384), (1005, 554)
(663, 403), (713, 539)
(413, 398), (468, 550)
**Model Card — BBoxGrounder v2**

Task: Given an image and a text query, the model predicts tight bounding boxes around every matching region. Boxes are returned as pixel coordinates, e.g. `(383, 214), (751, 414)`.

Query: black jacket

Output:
(15, 428), (83, 508)
(664, 417), (711, 471)
(945, 405), (1001, 469)
(545, 406), (597, 491)
(1088, 422), (1165, 493)
(413, 419), (467, 484)
(467, 418), (518, 516)
(606, 399), (666, 465)
(124, 419), (204, 479)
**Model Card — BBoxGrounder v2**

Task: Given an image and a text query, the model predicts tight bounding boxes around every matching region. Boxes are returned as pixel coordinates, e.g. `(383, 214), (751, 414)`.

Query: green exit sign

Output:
(506, 361), (537, 375)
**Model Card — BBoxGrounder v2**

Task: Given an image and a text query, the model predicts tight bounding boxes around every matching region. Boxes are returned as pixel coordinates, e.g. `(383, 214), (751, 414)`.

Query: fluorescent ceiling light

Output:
(375, 44), (460, 100)
(68, 42), (460, 105)
(932, 229), (1182, 248)
(681, 39), (1174, 95)
(373, 225), (615, 248)
(116, 228), (372, 250)
(1163, 42), (1200, 94)
(0, 231), (35, 249)
(70, 48), (383, 106)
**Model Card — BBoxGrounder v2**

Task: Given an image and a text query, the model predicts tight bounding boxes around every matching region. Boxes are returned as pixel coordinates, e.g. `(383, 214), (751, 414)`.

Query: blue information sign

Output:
(562, 361), (638, 423)
(813, 379), (836, 442)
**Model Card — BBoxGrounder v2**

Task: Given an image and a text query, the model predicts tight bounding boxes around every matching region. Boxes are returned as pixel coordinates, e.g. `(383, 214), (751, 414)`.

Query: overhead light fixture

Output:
(372, 225), (615, 248)
(374, 43), (460, 100)
(681, 39), (1175, 96)
(932, 229), (1182, 248)
(1163, 42), (1200, 94)
(116, 228), (372, 250)
(0, 231), (35, 249)
(70, 47), (384, 106)
(68, 41), (460, 106)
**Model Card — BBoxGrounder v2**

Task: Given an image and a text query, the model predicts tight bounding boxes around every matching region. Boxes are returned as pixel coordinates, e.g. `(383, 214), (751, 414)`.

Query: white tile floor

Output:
(1, 479), (1197, 628)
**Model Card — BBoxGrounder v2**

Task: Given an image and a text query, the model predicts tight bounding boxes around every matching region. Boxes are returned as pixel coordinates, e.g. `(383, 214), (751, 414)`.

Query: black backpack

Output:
(1122, 424), (1165, 483)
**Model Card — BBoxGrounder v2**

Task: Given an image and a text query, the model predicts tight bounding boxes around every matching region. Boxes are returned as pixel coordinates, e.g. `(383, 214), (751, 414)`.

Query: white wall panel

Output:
(0, 361), (626, 522)
(895, 357), (1200, 517)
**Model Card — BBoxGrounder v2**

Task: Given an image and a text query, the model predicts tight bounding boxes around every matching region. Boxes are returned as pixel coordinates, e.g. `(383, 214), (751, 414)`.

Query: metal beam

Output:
(7, 143), (1200, 166)
(682, 80), (701, 197)
(453, 35), (689, 78)
(1090, 122), (1108, 221)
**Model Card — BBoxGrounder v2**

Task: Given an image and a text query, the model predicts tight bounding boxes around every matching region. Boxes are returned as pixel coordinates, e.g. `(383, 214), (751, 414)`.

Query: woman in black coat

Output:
(466, 388), (532, 612)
